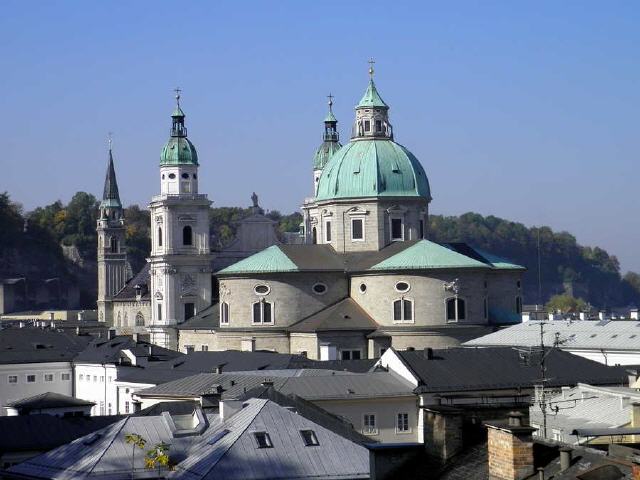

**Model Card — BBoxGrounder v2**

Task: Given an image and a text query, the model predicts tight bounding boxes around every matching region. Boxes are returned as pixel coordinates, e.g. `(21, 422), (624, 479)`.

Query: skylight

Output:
(254, 432), (273, 449)
(207, 429), (230, 445)
(300, 430), (319, 446)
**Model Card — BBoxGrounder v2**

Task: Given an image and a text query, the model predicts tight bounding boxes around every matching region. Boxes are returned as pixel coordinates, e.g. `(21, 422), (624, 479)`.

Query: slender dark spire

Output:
(102, 139), (122, 208)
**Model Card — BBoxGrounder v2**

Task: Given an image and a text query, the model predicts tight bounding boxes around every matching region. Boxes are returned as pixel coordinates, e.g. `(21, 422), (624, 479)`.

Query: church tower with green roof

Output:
(97, 141), (128, 325)
(312, 95), (342, 195)
(147, 91), (214, 350)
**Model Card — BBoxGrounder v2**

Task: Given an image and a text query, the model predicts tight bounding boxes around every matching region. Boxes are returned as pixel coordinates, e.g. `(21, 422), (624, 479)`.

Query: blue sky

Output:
(1, 1), (638, 272)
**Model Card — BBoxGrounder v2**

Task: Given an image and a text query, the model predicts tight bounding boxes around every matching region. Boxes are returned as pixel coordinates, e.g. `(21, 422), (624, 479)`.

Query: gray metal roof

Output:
(9, 399), (370, 480)
(465, 319), (640, 351)
(0, 327), (92, 364)
(6, 392), (95, 409)
(529, 383), (640, 444)
(287, 297), (379, 333)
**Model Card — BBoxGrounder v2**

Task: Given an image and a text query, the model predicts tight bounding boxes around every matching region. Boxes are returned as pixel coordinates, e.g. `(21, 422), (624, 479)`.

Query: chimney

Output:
(76, 326), (81, 335)
(632, 309), (639, 321)
(485, 412), (535, 480)
(537, 467), (544, 480)
(49, 312), (55, 321)
(422, 406), (464, 461)
(559, 447), (572, 472)
(599, 311), (607, 321)
(147, 345), (153, 356)
(214, 364), (224, 374)
(423, 347), (434, 360)
(108, 329), (116, 340)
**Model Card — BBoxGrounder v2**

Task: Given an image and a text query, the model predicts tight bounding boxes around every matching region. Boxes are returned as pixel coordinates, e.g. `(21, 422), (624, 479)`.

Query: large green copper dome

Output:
(315, 139), (431, 201)
(160, 136), (198, 166)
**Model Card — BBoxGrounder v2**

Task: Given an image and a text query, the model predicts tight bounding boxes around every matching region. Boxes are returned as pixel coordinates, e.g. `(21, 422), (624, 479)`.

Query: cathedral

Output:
(97, 66), (525, 359)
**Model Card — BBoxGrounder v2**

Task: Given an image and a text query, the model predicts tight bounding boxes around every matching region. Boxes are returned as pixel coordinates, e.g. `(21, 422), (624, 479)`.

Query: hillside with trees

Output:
(0, 191), (638, 309)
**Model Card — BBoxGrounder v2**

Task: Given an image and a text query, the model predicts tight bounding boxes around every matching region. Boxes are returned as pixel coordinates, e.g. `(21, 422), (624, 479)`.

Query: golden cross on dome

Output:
(368, 58), (375, 79)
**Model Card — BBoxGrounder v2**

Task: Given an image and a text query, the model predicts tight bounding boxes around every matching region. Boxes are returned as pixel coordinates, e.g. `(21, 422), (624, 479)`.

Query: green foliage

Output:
(145, 442), (171, 472)
(428, 212), (639, 307)
(546, 294), (588, 313)
(124, 205), (150, 273)
(124, 433), (147, 475)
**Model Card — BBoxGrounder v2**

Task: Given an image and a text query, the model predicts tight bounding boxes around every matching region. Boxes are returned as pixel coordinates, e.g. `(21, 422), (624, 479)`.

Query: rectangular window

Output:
(157, 304), (163, 322)
(300, 430), (319, 446)
(93, 376), (97, 383)
(391, 218), (403, 240)
(108, 376), (113, 383)
(185, 345), (195, 354)
(220, 302), (230, 325)
(99, 401), (105, 415)
(375, 120), (382, 132)
(44, 374), (54, 382)
(26, 375), (36, 383)
(61, 373), (70, 381)
(364, 120), (371, 132)
(254, 432), (273, 448)
(79, 374), (84, 381)
(108, 403), (112, 415)
(351, 218), (364, 241)
(379, 348), (387, 357)
(396, 413), (410, 433)
(201, 345), (209, 351)
(125, 401), (130, 414)
(184, 302), (195, 322)
(341, 349), (362, 360)
(419, 219), (424, 239)
(8, 375), (18, 384)
(100, 376), (104, 383)
(363, 414), (377, 435)
(325, 221), (332, 242)
(484, 297), (488, 320)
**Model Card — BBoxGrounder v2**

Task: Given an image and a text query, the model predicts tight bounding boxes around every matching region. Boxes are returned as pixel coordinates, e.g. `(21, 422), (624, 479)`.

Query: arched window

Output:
(135, 312), (144, 326)
(516, 296), (522, 314)
(252, 299), (273, 324)
(446, 298), (466, 322)
(110, 236), (118, 253)
(158, 227), (162, 247)
(220, 302), (230, 325)
(392, 298), (413, 323)
(183, 226), (193, 246)
(312, 227), (317, 244)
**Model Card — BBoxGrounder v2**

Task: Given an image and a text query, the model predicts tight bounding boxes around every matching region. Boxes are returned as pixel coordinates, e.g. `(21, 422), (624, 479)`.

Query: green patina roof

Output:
(472, 247), (525, 270)
(172, 106), (185, 117)
(315, 139), (431, 201)
(324, 110), (337, 122)
(218, 245), (299, 274)
(369, 240), (491, 271)
(160, 136), (199, 166)
(101, 149), (122, 209)
(313, 140), (342, 170)
(357, 80), (388, 108)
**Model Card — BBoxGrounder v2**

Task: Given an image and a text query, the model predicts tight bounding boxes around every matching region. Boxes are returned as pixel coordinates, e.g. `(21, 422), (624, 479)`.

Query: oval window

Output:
(168, 173), (176, 179)
(312, 283), (327, 295)
(181, 173), (189, 179)
(395, 281), (410, 293)
(254, 285), (270, 295)
(359, 283), (367, 293)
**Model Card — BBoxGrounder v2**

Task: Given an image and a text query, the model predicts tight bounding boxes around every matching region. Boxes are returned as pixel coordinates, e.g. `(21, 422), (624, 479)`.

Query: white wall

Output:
(0, 362), (73, 415)
(74, 364), (119, 416)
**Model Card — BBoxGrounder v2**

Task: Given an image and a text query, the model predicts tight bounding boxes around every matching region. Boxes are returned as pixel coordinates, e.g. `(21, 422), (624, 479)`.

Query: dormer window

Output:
(300, 430), (319, 446)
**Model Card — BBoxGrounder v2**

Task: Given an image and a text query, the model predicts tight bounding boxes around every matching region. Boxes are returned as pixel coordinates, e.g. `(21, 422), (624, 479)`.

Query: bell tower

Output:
(148, 90), (213, 350)
(97, 138), (128, 324)
(312, 94), (342, 195)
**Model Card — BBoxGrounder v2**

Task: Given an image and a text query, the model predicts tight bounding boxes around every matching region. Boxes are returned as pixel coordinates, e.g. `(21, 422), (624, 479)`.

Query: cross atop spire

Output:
(107, 131), (113, 151)
(328, 93), (334, 111)
(174, 87), (182, 107)
(368, 58), (375, 79)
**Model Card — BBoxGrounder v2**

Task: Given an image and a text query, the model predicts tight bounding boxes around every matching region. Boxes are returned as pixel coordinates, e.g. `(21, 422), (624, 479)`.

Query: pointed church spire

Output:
(101, 135), (122, 209)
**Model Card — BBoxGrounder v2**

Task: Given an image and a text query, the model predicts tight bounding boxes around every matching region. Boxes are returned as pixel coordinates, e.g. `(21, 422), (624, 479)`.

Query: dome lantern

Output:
(160, 89), (198, 166)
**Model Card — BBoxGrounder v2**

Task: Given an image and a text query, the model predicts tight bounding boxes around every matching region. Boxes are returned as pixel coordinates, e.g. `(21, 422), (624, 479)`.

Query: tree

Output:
(145, 441), (171, 474)
(546, 294), (587, 314)
(124, 433), (146, 478)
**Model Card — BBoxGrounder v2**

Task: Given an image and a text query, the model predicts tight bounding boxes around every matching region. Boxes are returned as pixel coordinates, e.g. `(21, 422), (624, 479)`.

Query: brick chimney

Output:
(422, 406), (463, 461)
(485, 412), (535, 480)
